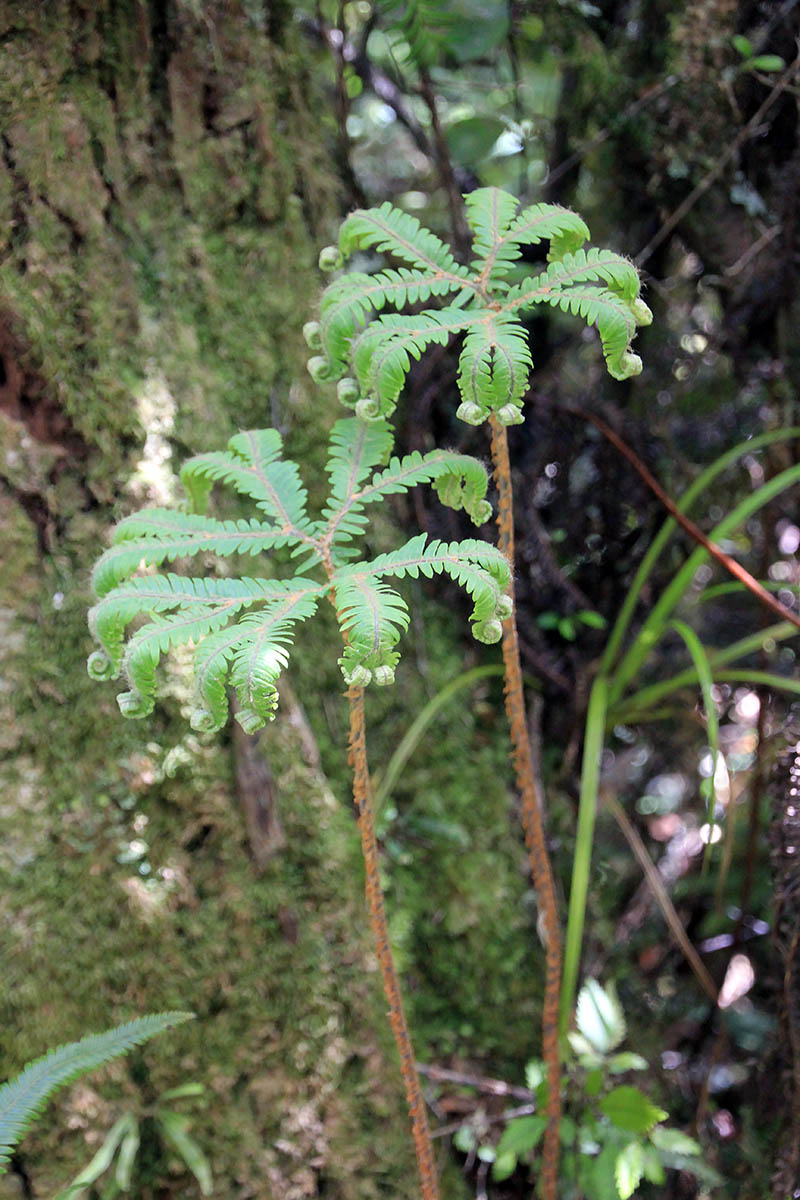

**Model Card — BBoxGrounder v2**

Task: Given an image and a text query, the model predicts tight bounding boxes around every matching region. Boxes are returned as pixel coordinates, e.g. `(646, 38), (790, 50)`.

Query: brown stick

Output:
(569, 405), (800, 633)
(347, 686), (440, 1200)
(489, 416), (562, 1200)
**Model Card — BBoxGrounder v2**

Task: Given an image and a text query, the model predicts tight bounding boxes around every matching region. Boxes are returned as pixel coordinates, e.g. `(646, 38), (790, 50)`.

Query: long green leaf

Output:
(609, 462), (800, 706)
(601, 427), (800, 675)
(670, 620), (720, 868)
(560, 676), (608, 1038)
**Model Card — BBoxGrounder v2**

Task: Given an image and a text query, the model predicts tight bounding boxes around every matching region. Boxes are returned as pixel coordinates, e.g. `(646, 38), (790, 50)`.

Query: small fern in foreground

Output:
(87, 416), (508, 731)
(0, 1013), (193, 1171)
(309, 186), (652, 426)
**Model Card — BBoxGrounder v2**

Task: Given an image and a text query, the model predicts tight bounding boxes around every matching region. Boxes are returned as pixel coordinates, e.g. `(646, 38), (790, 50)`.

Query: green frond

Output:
(334, 534), (511, 662)
(465, 189), (591, 280)
(352, 309), (475, 417)
(119, 607), (246, 719)
(319, 269), (469, 376)
(533, 285), (641, 380)
(88, 575), (299, 677)
(319, 188), (645, 421)
(507, 247), (642, 306)
(456, 316), (533, 424)
(181, 429), (311, 533)
(192, 589), (322, 732)
(324, 417), (394, 506)
(92, 510), (298, 597)
(322, 436), (493, 554)
(0, 1014), (193, 1171)
(465, 187), (522, 270)
(501, 198), (590, 264)
(334, 576), (410, 684)
(338, 202), (469, 279)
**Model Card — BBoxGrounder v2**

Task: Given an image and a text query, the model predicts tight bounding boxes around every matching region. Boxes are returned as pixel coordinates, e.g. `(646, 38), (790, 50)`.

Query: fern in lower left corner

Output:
(0, 1013), (193, 1171)
(87, 415), (508, 731)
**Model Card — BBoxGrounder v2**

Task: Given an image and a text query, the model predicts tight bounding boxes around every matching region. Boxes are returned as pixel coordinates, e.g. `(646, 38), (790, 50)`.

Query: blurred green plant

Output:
(0, 1014), (192, 1175)
(560, 427), (800, 1034)
(55, 1082), (211, 1199)
(730, 35), (785, 73)
(456, 980), (720, 1198)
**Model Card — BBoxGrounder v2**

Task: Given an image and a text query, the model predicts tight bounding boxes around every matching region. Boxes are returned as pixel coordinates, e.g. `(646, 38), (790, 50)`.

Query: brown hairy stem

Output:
(347, 686), (440, 1200)
(489, 416), (562, 1200)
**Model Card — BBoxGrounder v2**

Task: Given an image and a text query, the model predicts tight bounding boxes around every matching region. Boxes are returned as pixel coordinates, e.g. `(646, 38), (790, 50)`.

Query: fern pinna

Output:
(87, 415), (508, 1200)
(309, 186), (651, 1200)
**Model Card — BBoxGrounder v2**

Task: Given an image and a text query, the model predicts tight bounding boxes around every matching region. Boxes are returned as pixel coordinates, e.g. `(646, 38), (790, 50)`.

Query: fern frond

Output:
(320, 269), (469, 376)
(507, 248), (642, 306)
(181, 430), (311, 533)
(533, 285), (641, 380)
(456, 316), (533, 423)
(0, 1013), (193, 1170)
(338, 203), (470, 279)
(352, 309), (476, 417)
(322, 435), (493, 552)
(500, 198), (590, 264)
(324, 417), (395, 505)
(318, 187), (646, 422)
(466, 189), (591, 280)
(334, 534), (511, 667)
(92, 511), (297, 597)
(334, 576), (410, 684)
(88, 575), (302, 679)
(192, 588), (322, 732)
(465, 186), (522, 269)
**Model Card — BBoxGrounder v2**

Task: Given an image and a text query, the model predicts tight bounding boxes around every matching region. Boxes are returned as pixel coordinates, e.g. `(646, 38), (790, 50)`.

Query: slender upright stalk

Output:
(489, 416), (562, 1200)
(347, 686), (440, 1200)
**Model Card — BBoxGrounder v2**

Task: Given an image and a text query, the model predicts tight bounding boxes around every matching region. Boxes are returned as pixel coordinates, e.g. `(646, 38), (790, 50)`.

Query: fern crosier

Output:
(311, 186), (652, 427)
(87, 417), (508, 733)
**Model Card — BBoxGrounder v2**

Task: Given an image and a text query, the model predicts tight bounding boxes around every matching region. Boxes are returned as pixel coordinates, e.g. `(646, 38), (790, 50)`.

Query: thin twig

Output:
(566, 404), (800, 633)
(546, 77), (678, 193)
(418, 66), (472, 256)
(417, 1062), (535, 1101)
(602, 791), (719, 1003)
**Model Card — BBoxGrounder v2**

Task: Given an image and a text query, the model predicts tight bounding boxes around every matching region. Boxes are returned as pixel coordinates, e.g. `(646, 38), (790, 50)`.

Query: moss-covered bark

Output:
(0, 3), (436, 1195)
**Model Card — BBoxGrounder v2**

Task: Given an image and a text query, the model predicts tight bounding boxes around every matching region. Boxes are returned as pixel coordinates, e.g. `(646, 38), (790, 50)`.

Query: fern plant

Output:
(308, 185), (651, 1200)
(0, 1013), (193, 1173)
(87, 414), (509, 1200)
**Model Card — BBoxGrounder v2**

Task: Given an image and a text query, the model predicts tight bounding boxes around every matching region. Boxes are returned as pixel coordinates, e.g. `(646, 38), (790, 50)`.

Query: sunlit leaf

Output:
(575, 979), (626, 1054)
(496, 1115), (546, 1157)
(615, 1140), (645, 1199)
(599, 1086), (667, 1134)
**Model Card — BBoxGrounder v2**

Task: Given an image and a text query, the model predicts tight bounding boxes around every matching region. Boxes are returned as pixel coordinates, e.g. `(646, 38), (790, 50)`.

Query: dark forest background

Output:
(0, 1), (798, 1196)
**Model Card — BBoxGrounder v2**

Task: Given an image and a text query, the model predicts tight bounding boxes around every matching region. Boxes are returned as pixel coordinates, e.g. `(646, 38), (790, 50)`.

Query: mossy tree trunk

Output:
(0, 4), (437, 1196)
